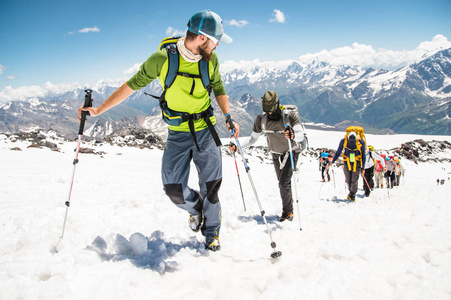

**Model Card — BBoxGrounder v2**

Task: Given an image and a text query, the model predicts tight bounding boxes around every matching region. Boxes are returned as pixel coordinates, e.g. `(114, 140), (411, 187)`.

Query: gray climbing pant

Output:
(161, 128), (222, 238)
(344, 162), (361, 198)
(272, 151), (299, 214)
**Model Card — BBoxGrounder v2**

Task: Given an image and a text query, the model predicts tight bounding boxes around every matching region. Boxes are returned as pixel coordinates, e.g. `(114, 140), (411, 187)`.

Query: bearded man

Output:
(78, 10), (238, 251)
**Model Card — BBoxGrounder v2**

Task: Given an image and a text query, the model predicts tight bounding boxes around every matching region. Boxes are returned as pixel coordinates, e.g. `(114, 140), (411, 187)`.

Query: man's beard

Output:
(198, 40), (213, 61)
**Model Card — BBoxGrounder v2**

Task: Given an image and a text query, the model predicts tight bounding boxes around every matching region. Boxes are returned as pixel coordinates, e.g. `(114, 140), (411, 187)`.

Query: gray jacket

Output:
(240, 110), (304, 154)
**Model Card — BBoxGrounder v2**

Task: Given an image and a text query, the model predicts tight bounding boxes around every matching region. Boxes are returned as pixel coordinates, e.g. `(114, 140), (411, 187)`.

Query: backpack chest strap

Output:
(262, 129), (285, 134)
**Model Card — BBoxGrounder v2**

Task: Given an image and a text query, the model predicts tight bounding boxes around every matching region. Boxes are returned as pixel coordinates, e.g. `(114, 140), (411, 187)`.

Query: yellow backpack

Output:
(342, 126), (367, 172)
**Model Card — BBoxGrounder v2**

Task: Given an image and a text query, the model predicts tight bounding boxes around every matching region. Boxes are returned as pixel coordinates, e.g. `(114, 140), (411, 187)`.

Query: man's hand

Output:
(284, 126), (294, 140)
(230, 121), (240, 138)
(228, 142), (237, 153)
(77, 82), (135, 123)
(78, 106), (100, 123)
(225, 113), (240, 139)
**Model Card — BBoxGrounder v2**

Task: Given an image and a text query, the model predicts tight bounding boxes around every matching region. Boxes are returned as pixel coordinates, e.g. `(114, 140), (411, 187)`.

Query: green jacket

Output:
(127, 49), (227, 132)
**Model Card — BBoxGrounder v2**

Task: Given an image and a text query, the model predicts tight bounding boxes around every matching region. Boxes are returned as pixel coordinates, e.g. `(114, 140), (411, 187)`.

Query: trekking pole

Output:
(285, 125), (302, 231)
(231, 128), (282, 259)
(230, 142), (246, 212)
(361, 172), (372, 193)
(332, 168), (336, 189)
(386, 173), (390, 198)
(61, 89), (93, 238)
(361, 171), (371, 190)
(318, 165), (329, 199)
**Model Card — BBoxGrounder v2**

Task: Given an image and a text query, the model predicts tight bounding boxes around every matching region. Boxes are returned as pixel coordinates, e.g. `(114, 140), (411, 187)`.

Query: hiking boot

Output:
(347, 194), (356, 202)
(205, 236), (220, 251)
(188, 212), (202, 232)
(279, 212), (294, 222)
(364, 192), (370, 197)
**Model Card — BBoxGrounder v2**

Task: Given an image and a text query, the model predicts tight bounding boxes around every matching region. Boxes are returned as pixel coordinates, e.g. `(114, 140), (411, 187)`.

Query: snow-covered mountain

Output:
(1, 48), (450, 137)
(0, 97), (146, 139)
(223, 48), (451, 134)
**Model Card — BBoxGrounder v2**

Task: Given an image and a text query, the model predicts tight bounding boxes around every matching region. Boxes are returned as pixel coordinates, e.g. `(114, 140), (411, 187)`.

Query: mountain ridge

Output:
(1, 48), (450, 136)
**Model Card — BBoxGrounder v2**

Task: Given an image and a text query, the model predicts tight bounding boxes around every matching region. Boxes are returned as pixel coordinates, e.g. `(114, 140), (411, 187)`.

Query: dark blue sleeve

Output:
(332, 139), (344, 163)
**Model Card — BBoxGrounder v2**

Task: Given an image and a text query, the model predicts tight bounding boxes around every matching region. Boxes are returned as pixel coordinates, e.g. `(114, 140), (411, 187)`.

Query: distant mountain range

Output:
(223, 48), (451, 135)
(1, 48), (450, 137)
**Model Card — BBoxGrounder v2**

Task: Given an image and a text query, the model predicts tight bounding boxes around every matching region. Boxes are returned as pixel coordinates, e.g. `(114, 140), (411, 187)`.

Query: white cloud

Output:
(165, 27), (185, 37)
(221, 34), (451, 73)
(298, 43), (379, 66)
(226, 19), (249, 28)
(79, 26), (100, 34)
(297, 34), (451, 68)
(66, 26), (100, 36)
(0, 64), (5, 75)
(270, 9), (286, 23)
(416, 34), (451, 53)
(0, 82), (82, 103)
(123, 63), (141, 75)
(0, 79), (128, 104)
(6, 76), (17, 80)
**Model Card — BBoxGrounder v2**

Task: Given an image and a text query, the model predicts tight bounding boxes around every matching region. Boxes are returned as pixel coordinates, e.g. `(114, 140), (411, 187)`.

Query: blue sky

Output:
(1, 0), (451, 97)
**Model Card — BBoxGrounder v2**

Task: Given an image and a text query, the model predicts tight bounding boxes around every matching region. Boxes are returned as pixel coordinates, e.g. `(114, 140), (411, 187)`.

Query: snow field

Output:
(0, 134), (450, 299)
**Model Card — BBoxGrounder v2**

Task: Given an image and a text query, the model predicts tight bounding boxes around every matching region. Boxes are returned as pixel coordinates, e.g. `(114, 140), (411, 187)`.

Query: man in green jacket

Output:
(78, 10), (239, 251)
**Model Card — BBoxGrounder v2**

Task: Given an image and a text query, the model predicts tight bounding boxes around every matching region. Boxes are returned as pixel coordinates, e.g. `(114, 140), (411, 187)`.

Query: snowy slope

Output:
(1, 131), (451, 299)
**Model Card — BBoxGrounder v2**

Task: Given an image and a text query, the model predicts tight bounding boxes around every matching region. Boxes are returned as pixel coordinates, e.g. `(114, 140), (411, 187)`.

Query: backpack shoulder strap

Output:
(164, 43), (179, 89)
(343, 134), (348, 150)
(261, 112), (267, 131)
(198, 59), (210, 91)
(163, 41), (211, 94)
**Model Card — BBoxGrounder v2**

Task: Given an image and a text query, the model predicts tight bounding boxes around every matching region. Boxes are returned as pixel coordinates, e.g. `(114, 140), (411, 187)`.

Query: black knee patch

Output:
(163, 184), (185, 205)
(205, 179), (222, 204)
